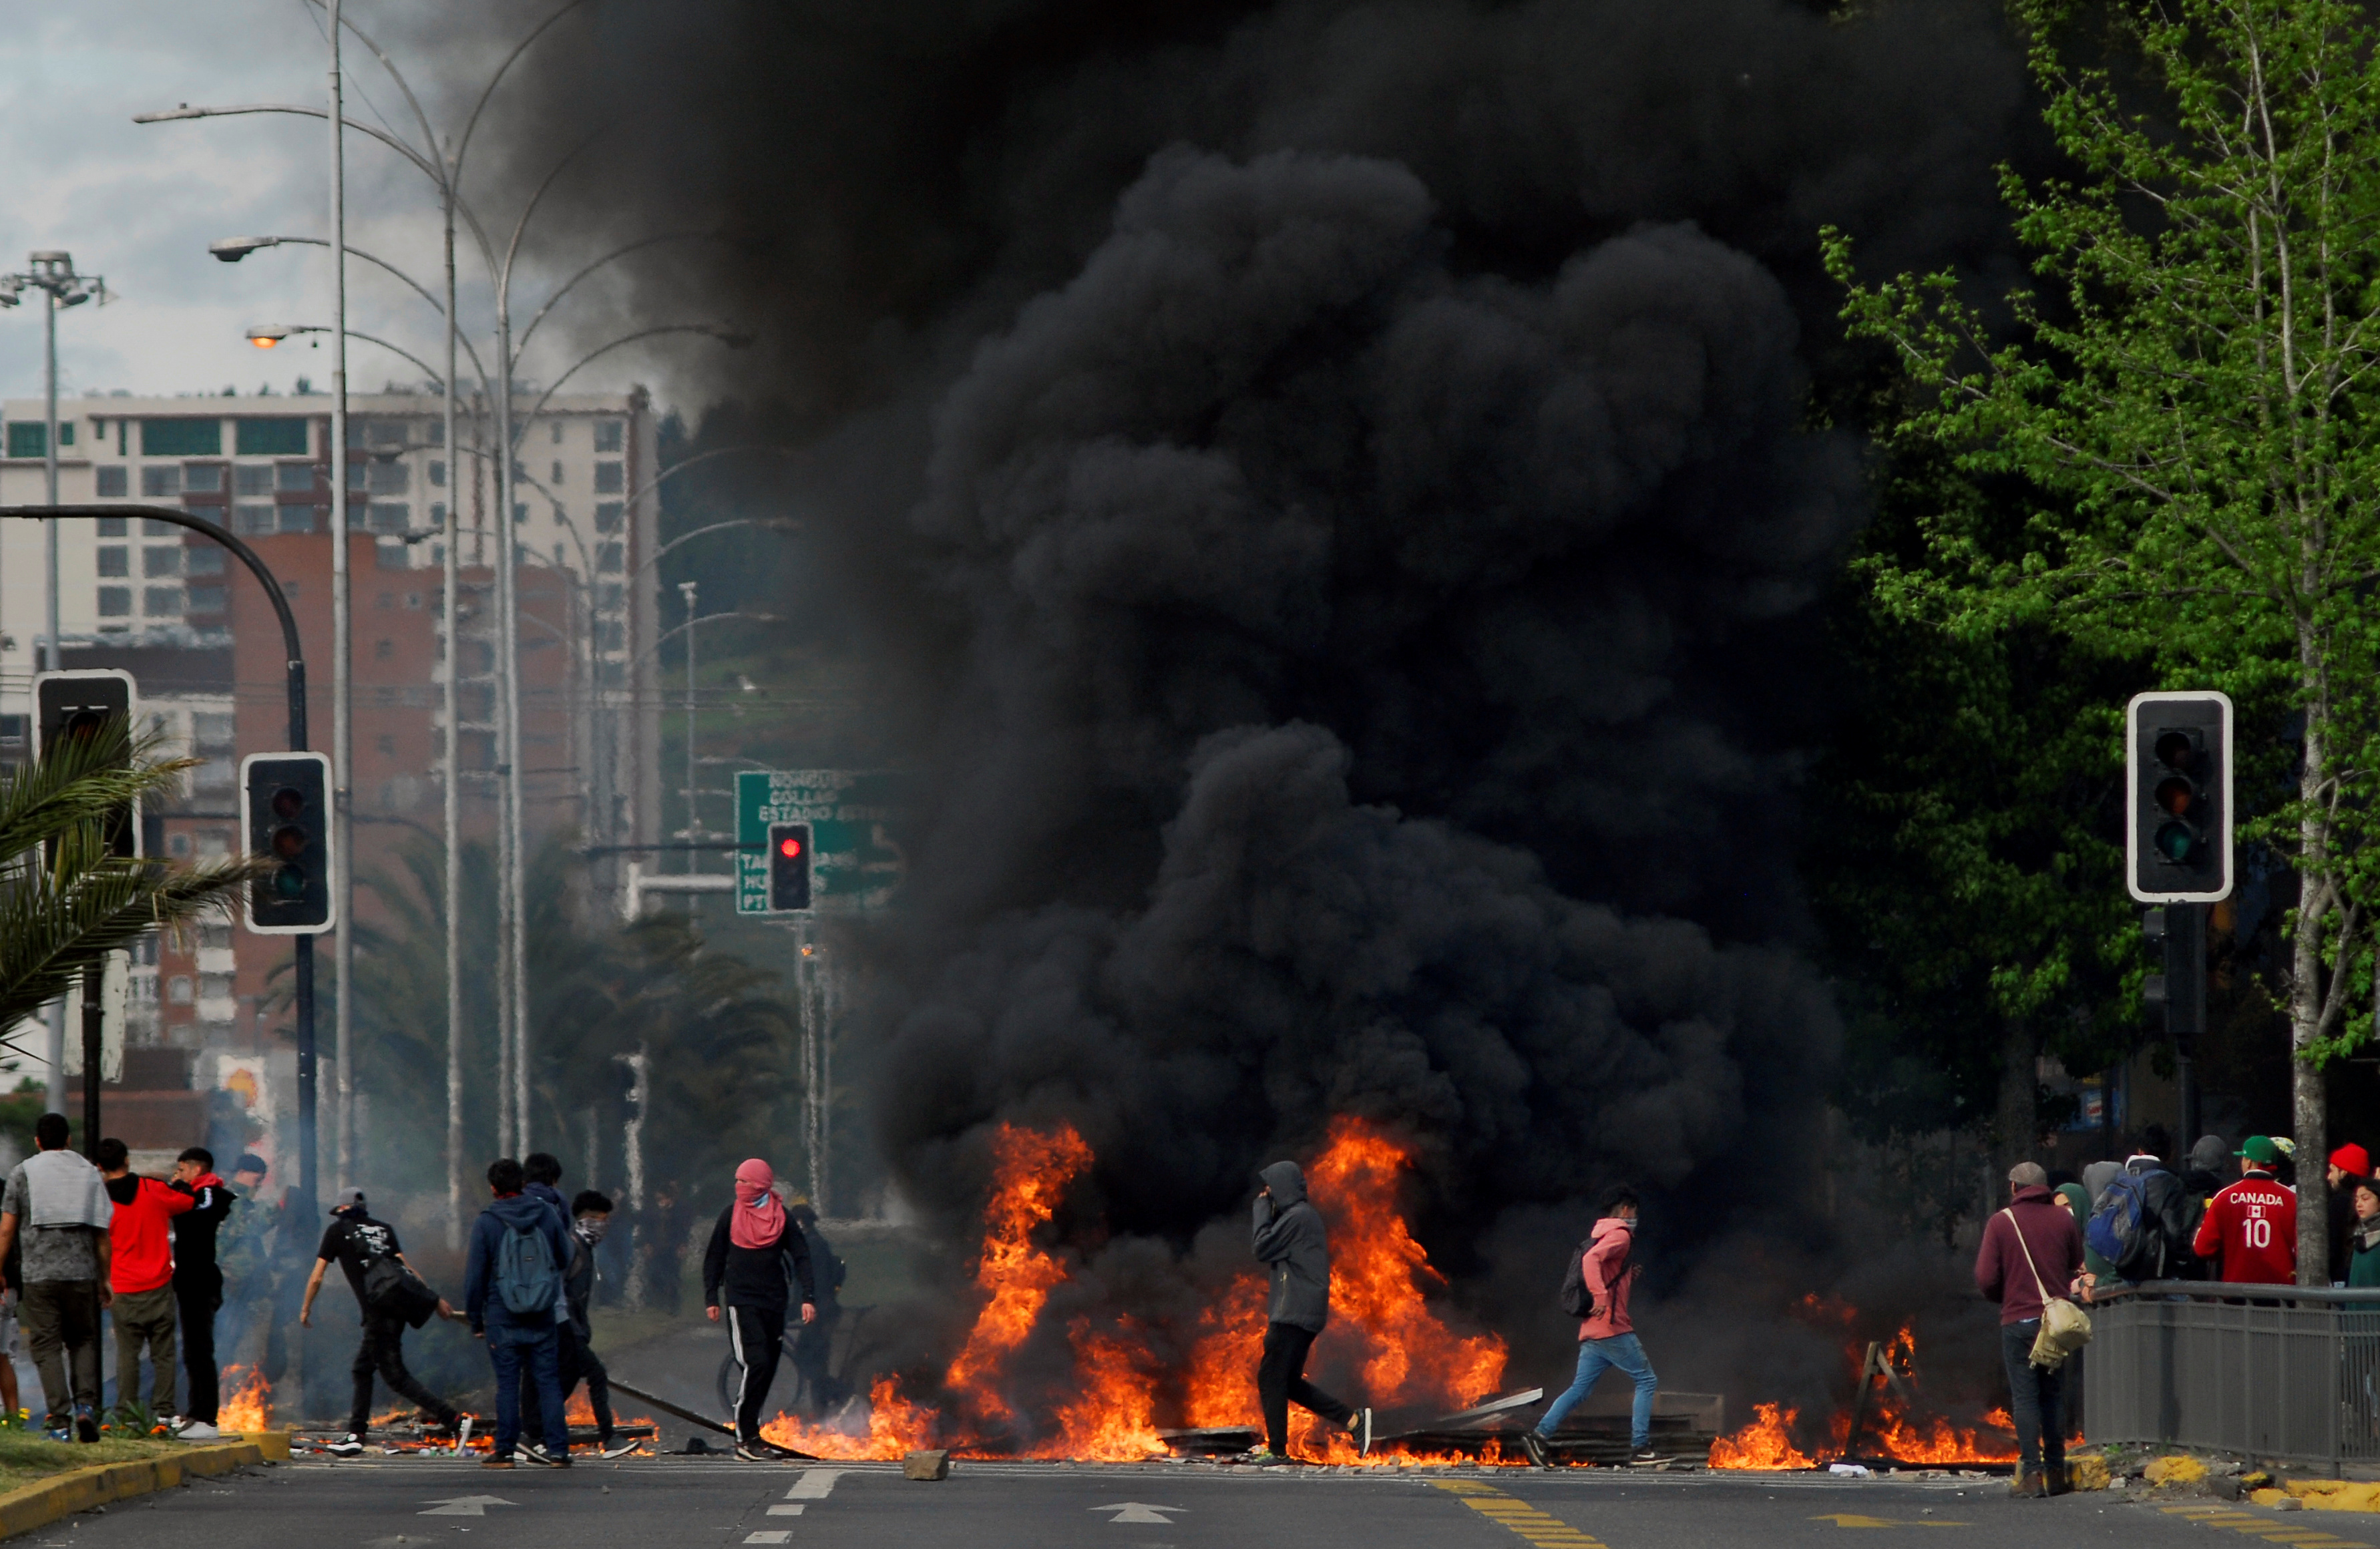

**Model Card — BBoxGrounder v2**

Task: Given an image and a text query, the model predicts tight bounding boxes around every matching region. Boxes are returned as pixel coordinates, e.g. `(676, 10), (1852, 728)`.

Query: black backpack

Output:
(359, 1252), (441, 1329)
(1557, 1229), (1628, 1317)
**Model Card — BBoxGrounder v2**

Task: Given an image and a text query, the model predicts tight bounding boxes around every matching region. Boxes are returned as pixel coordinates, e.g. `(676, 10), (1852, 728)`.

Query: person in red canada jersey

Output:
(2193, 1136), (2298, 1285)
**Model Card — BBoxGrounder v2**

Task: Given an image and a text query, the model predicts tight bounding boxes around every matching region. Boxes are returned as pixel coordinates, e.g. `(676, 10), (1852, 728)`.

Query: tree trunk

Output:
(1996, 1018), (2039, 1192)
(2292, 674), (2333, 1287)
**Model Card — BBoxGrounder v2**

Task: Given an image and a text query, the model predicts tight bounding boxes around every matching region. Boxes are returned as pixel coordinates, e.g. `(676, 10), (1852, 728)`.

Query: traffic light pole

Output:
(2144, 903), (2208, 1147)
(2, 504), (313, 1212)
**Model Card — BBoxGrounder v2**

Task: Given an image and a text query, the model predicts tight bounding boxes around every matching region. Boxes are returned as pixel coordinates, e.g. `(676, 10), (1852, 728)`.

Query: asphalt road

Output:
(17, 1456), (2369, 1549)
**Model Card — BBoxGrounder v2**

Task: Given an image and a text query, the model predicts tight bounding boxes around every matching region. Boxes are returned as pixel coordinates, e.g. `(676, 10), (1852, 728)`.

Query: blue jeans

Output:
(1535, 1333), (1657, 1448)
(487, 1328), (568, 1458)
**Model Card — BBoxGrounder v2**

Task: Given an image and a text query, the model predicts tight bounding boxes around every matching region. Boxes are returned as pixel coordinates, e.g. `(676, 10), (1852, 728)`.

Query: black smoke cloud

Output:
(447, 0), (2030, 1369)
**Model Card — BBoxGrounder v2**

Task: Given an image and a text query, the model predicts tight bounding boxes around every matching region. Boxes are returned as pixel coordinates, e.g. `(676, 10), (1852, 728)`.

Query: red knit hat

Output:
(2331, 1144), (2371, 1177)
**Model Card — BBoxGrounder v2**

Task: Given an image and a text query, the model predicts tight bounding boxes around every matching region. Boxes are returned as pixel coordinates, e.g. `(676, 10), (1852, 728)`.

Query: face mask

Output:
(575, 1217), (610, 1245)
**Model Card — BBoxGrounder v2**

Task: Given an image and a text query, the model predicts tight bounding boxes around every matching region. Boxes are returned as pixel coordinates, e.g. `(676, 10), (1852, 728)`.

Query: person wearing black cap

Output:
(299, 1187), (464, 1457)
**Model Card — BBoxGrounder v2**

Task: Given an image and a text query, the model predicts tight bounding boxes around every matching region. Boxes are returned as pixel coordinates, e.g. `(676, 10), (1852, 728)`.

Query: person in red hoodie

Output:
(2193, 1136), (2298, 1285)
(1521, 1184), (1658, 1468)
(96, 1139), (192, 1423)
(1975, 1162), (2086, 1499)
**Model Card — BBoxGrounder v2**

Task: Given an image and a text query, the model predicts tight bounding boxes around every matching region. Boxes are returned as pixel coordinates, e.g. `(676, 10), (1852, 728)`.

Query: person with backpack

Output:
(1975, 1162), (2087, 1498)
(299, 1187), (465, 1457)
(524, 1188), (632, 1460)
(2192, 1136), (2299, 1285)
(1520, 1184), (1659, 1469)
(464, 1158), (574, 1468)
(703, 1159), (817, 1461)
(2086, 1134), (2197, 1287)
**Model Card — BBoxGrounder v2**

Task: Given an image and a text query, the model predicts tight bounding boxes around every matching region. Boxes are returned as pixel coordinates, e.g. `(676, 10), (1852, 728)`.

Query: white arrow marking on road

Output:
(417, 1498), (518, 1518)
(1091, 1504), (1184, 1525)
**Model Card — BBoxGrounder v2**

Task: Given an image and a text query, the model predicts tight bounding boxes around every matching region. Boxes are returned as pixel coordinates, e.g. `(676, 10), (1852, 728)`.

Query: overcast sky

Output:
(0, 3), (705, 413)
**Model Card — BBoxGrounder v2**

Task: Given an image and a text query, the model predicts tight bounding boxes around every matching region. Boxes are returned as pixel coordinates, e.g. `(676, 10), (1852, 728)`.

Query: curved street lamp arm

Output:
(300, 0), (442, 181)
(502, 122), (610, 298)
(248, 240), (496, 395)
(276, 324), (445, 390)
(514, 230), (733, 357)
(454, 0), (593, 184)
(629, 610), (783, 671)
(632, 516), (799, 584)
(519, 326), (745, 434)
(624, 445), (799, 512)
(134, 103), (441, 187)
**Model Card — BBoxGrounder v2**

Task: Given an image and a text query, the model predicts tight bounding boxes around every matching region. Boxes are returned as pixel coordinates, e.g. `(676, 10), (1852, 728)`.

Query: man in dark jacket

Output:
(703, 1162), (817, 1461)
(1247, 1161), (1372, 1464)
(516, 1154), (587, 1459)
(463, 1158), (572, 1468)
(558, 1190), (630, 1457)
(2108, 1134), (2198, 1283)
(167, 1147), (234, 1439)
(787, 1199), (847, 1413)
(299, 1187), (463, 1458)
(1975, 1162), (2087, 1498)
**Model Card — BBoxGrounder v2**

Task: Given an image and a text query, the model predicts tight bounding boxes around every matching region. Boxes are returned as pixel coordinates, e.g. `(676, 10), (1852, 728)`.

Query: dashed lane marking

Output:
(1808, 1514), (1966, 1528)
(786, 1469), (847, 1500)
(743, 1534), (791, 1545)
(2162, 1502), (2373, 1547)
(765, 1505), (805, 1516)
(1429, 1479), (1606, 1548)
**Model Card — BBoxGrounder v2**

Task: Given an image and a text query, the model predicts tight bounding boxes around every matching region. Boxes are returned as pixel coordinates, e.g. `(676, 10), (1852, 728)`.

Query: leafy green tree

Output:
(1826, 0), (2380, 1281)
(0, 726), (258, 1036)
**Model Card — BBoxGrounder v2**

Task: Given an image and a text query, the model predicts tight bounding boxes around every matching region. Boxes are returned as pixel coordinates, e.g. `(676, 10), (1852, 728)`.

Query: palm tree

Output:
(0, 722), (263, 1040)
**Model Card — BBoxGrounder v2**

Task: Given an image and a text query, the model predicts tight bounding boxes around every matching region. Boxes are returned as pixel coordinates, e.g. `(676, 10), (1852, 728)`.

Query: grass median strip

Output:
(1429, 1479), (1608, 1548)
(0, 1431), (289, 1541)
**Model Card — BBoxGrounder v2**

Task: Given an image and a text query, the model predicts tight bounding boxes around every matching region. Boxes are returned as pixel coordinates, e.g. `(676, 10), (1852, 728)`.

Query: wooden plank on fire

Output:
(1157, 1426), (1259, 1454)
(1373, 1387), (1545, 1442)
(606, 1377), (815, 1458)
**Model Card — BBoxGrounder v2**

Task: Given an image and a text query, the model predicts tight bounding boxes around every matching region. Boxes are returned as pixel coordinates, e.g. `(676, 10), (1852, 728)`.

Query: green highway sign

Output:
(737, 769), (910, 914)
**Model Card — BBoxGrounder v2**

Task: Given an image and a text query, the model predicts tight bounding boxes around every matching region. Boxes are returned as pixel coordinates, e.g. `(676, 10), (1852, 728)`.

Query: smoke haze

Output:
(437, 0), (2036, 1410)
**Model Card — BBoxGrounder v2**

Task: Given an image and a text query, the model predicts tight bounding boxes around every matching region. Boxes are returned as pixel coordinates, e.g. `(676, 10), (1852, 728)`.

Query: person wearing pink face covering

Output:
(703, 1160), (817, 1459)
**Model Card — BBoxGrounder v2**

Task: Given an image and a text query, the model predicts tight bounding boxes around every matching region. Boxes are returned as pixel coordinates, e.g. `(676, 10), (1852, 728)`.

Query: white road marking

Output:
(765, 1506), (805, 1516)
(743, 1534), (791, 1544)
(1091, 1504), (1184, 1525)
(417, 1497), (518, 1518)
(786, 1470), (848, 1500)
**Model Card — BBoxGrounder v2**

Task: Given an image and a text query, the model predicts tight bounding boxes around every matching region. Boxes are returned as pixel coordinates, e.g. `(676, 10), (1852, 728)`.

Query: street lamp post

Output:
(0, 252), (105, 1120)
(327, 0), (357, 1197)
(679, 582), (698, 892)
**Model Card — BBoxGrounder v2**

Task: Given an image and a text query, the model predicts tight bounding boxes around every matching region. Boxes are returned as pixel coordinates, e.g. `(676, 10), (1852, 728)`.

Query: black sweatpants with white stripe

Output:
(725, 1305), (784, 1444)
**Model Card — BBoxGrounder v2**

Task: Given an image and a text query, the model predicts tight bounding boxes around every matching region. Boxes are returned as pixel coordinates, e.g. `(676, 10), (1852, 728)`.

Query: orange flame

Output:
(761, 1373), (937, 1460)
(218, 1365), (272, 1433)
(940, 1122), (1095, 1424)
(1709, 1401), (1814, 1470)
(1032, 1320), (1167, 1460)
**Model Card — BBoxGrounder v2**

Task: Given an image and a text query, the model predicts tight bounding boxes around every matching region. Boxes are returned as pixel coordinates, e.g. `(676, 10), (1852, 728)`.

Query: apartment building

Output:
(0, 389), (663, 1154)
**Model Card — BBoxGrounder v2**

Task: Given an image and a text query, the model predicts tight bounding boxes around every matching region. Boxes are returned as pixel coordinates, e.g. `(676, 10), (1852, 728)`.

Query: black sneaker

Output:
(734, 1440), (777, 1462)
(323, 1433), (365, 1458)
(1519, 1431), (1552, 1469)
(73, 1408), (99, 1445)
(1353, 1407), (1374, 1458)
(519, 1445), (561, 1468)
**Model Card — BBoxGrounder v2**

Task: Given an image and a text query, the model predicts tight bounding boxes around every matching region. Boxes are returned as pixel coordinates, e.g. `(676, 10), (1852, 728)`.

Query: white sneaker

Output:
(174, 1420), (222, 1441)
(323, 1434), (365, 1458)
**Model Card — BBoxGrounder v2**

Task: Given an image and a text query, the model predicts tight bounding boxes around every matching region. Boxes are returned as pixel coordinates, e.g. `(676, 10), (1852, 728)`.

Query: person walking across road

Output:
(2192, 1136), (2299, 1285)
(0, 1114), (111, 1442)
(1976, 1162), (2087, 1498)
(96, 1139), (192, 1425)
(563, 1190), (632, 1458)
(516, 1154), (575, 1460)
(465, 1159), (572, 1469)
(166, 1148), (234, 1437)
(1246, 1160), (1372, 1464)
(301, 1187), (464, 1457)
(1521, 1184), (1660, 1468)
(705, 1160), (817, 1461)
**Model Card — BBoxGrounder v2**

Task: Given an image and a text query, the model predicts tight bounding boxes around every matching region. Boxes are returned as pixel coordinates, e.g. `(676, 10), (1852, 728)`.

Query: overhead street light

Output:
(246, 324), (291, 346)
(211, 237), (284, 262)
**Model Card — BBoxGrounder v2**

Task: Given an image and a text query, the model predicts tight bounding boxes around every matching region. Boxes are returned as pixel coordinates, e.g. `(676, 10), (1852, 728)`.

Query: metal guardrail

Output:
(2084, 1281), (2380, 1470)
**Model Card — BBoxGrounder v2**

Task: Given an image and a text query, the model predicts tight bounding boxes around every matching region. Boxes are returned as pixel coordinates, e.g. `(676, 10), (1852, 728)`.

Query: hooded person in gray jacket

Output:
(1249, 1160), (1372, 1462)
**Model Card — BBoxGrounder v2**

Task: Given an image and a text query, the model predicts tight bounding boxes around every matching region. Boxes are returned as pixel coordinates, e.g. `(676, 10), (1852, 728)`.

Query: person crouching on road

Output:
(1522, 1184), (1659, 1469)
(1975, 1162), (2086, 1498)
(96, 1139), (192, 1427)
(465, 1159), (572, 1468)
(1247, 1160), (1372, 1464)
(703, 1160), (817, 1462)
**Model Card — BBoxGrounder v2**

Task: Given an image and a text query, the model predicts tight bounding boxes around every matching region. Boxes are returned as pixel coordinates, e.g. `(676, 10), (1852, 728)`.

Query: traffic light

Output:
(767, 822), (812, 912)
(34, 670), (137, 859)
(242, 752), (335, 933)
(2127, 691), (2234, 903)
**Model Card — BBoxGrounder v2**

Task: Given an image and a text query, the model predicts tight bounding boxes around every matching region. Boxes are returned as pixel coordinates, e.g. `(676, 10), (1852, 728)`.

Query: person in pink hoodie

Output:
(1521, 1185), (1658, 1467)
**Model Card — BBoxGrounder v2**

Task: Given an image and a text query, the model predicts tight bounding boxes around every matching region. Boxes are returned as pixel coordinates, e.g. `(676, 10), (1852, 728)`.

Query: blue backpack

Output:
(2088, 1172), (2152, 1275)
(493, 1216), (558, 1317)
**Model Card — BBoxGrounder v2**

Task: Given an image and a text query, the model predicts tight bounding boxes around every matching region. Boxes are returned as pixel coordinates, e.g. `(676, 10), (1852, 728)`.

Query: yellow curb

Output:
(0, 1430), (288, 1540)
(2280, 1480), (2380, 1513)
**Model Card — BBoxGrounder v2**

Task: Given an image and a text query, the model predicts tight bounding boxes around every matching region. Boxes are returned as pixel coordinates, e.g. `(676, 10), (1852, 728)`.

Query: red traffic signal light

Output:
(767, 822), (811, 911)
